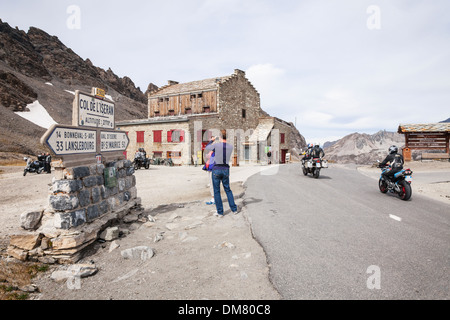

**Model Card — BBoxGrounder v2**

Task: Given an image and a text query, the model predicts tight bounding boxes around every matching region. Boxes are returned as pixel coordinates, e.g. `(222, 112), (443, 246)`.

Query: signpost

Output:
(41, 87), (129, 167)
(73, 91), (115, 129)
(100, 131), (129, 152)
(44, 125), (97, 156)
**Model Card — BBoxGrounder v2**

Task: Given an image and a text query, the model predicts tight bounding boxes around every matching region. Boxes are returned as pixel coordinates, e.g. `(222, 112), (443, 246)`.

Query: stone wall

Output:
(7, 159), (140, 264)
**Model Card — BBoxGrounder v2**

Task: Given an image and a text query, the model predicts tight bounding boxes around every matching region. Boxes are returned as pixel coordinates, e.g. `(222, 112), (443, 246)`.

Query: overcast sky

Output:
(1, 0), (449, 144)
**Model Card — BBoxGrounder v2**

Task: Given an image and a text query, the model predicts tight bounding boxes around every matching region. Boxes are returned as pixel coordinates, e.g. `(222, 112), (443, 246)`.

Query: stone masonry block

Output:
(72, 166), (91, 179)
(100, 185), (109, 199)
(83, 176), (99, 188)
(50, 195), (79, 211)
(118, 179), (126, 192)
(125, 176), (133, 190)
(124, 160), (132, 168)
(98, 200), (109, 216)
(86, 205), (100, 222)
(70, 209), (87, 228)
(126, 166), (135, 176)
(78, 189), (91, 207)
(91, 186), (101, 204)
(53, 180), (83, 194)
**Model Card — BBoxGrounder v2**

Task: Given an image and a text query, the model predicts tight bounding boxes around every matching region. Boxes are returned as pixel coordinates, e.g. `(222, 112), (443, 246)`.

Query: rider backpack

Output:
(392, 154), (404, 168)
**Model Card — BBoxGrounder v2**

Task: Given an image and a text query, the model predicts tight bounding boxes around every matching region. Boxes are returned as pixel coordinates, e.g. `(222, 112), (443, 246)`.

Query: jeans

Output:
(212, 167), (237, 215)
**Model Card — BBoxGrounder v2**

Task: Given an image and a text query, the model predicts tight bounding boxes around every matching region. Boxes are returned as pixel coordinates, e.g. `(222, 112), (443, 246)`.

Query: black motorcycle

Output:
(133, 155), (150, 170)
(23, 157), (45, 176)
(378, 162), (413, 201)
(301, 157), (328, 179)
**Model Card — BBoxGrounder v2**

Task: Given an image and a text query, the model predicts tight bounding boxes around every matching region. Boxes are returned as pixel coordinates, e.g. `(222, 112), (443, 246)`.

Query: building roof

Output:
(398, 123), (450, 133)
(149, 75), (232, 97)
(249, 118), (275, 143)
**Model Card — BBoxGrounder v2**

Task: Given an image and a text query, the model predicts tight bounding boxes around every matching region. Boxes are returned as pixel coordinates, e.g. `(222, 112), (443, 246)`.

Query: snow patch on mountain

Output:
(14, 100), (57, 129)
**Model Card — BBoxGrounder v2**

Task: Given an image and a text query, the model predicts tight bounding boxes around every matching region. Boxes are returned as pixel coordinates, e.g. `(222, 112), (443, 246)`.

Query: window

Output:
(153, 130), (162, 143)
(198, 93), (203, 98)
(242, 109), (246, 119)
(203, 106), (210, 113)
(168, 110), (175, 116)
(168, 130), (185, 143)
(158, 98), (164, 103)
(280, 133), (285, 144)
(153, 151), (162, 158)
(136, 131), (145, 143)
(154, 111), (160, 116)
(167, 151), (181, 158)
(185, 108), (192, 115)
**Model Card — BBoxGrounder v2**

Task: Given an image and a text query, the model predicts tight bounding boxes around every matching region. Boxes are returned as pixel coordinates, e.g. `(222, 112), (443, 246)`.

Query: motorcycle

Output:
(23, 157), (45, 176)
(302, 157), (328, 179)
(377, 161), (413, 201)
(133, 155), (150, 170)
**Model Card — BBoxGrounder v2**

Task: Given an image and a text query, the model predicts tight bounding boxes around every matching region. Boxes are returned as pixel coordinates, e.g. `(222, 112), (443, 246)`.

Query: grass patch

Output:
(0, 260), (49, 300)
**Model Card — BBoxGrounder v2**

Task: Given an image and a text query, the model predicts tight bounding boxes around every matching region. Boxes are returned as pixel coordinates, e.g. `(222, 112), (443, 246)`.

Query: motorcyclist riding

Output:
(379, 145), (404, 182)
(310, 143), (325, 159)
(302, 143), (314, 164)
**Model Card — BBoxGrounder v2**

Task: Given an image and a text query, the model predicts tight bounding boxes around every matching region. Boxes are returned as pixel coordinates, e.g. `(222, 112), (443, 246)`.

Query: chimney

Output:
(234, 69), (245, 76)
(168, 80), (179, 86)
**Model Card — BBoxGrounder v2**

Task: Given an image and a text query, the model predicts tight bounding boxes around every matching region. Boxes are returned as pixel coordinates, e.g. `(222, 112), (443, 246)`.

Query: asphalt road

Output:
(244, 164), (450, 299)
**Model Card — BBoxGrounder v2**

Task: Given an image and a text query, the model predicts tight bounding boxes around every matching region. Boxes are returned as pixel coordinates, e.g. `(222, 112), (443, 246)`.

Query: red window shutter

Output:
(137, 131), (145, 143)
(153, 130), (162, 143)
(179, 130), (185, 142)
(167, 130), (172, 143)
(281, 133), (285, 144)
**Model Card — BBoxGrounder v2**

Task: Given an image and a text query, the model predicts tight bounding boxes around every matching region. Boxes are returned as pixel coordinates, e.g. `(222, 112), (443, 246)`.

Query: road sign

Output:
(74, 91), (115, 129)
(43, 125), (97, 156)
(100, 131), (129, 152)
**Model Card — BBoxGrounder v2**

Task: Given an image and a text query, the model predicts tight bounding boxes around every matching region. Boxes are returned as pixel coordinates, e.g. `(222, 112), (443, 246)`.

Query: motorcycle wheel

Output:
(23, 169), (27, 176)
(378, 179), (388, 193)
(398, 181), (412, 201)
(36, 168), (41, 174)
(302, 167), (308, 176)
(145, 162), (150, 169)
(134, 162), (139, 170)
(313, 168), (320, 179)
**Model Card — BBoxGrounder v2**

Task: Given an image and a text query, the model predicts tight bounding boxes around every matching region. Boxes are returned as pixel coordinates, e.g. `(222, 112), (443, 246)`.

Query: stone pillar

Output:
(7, 159), (141, 264)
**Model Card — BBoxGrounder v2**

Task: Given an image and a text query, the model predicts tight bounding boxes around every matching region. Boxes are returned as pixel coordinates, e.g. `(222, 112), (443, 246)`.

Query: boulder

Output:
(99, 227), (120, 241)
(20, 211), (43, 230)
(121, 246), (154, 261)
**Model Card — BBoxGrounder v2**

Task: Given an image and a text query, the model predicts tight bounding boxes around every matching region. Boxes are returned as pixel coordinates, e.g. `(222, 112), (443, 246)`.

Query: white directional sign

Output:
(45, 125), (97, 155)
(100, 131), (129, 152)
(76, 92), (115, 129)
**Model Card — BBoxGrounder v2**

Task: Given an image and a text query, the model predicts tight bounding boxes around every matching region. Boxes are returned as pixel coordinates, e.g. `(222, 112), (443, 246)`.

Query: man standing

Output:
(205, 130), (238, 218)
(45, 152), (52, 174)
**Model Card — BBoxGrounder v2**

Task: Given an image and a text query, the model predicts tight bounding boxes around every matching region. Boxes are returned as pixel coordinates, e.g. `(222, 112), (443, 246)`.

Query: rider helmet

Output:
(308, 143), (314, 148)
(389, 145), (398, 154)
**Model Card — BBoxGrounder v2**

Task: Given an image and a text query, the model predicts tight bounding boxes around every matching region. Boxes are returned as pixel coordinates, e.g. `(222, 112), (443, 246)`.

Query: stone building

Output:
(117, 69), (298, 165)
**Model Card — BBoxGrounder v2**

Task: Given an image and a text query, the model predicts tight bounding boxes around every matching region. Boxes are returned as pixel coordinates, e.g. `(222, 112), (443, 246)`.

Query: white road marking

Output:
(389, 214), (402, 222)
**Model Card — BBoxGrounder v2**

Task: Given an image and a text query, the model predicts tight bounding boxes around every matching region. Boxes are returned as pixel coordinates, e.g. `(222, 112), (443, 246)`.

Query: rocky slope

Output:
(324, 130), (405, 164)
(0, 19), (151, 161)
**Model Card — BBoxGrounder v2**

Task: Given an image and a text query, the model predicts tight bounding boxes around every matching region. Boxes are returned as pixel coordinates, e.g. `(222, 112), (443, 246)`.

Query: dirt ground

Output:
(0, 164), (281, 300)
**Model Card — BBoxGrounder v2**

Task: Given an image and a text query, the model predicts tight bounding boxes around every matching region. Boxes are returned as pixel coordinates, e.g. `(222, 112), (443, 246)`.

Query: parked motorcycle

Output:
(23, 157), (45, 176)
(133, 155), (150, 170)
(378, 161), (413, 201)
(302, 157), (328, 179)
